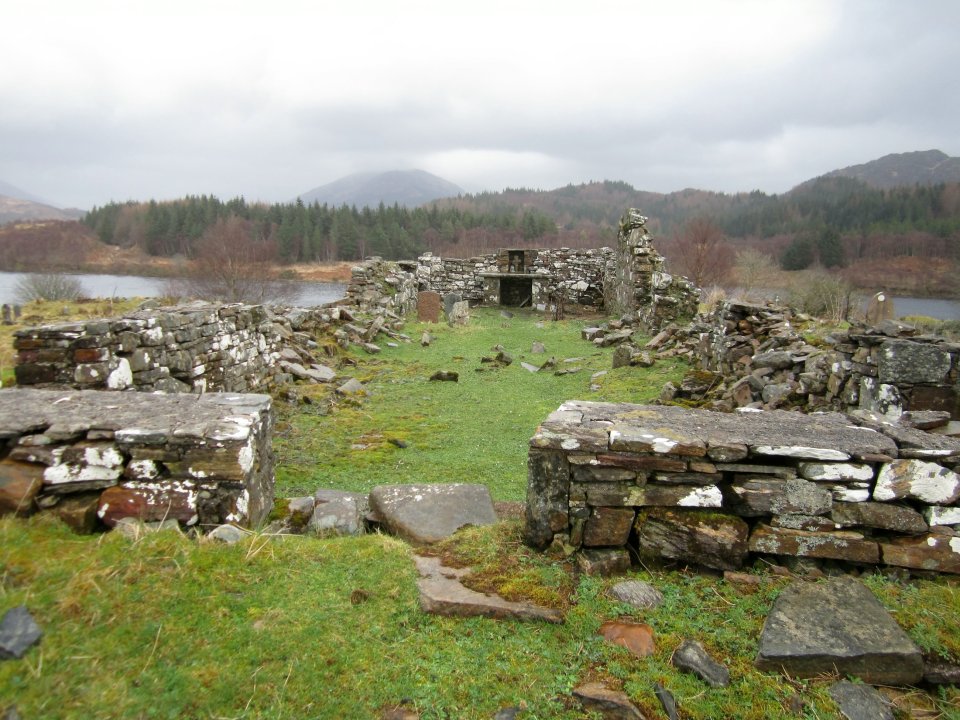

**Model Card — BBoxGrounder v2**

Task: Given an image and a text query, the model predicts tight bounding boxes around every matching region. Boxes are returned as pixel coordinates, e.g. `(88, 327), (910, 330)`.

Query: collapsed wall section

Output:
(0, 388), (274, 531)
(526, 401), (960, 574)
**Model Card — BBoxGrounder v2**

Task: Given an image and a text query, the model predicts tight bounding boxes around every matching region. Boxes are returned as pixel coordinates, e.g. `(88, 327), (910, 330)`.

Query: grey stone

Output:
(608, 580), (664, 610)
(442, 293), (461, 317)
(531, 341), (545, 354)
(208, 524), (246, 543)
(755, 576), (923, 684)
(413, 555), (562, 623)
(753, 351), (794, 370)
(309, 489), (366, 536)
(671, 639), (730, 687)
(336, 378), (367, 396)
(447, 300), (470, 326)
(827, 681), (893, 720)
(0, 606), (42, 660)
(524, 450), (569, 549)
(878, 340), (952, 384)
(652, 683), (678, 720)
(831, 501), (928, 534)
(370, 483), (497, 544)
(576, 548), (632, 577)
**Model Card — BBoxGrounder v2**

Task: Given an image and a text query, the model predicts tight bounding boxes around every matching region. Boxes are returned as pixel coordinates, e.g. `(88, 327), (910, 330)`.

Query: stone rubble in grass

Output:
(671, 639), (731, 687)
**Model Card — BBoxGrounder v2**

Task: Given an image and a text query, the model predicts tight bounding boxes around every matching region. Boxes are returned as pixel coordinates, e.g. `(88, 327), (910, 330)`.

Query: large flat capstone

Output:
(369, 483), (498, 544)
(755, 576), (923, 685)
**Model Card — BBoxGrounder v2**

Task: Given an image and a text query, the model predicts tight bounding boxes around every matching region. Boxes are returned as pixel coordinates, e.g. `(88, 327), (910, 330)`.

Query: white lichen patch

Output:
(237, 440), (254, 474)
(106, 358), (133, 389)
(924, 506), (960, 526)
(560, 438), (581, 451)
(951, 537), (960, 554)
(874, 460), (960, 504)
(127, 459), (159, 480)
(225, 489), (250, 523)
(798, 462), (874, 482)
(44, 463), (122, 484)
(677, 486), (722, 507)
(754, 445), (850, 461)
(84, 445), (124, 468)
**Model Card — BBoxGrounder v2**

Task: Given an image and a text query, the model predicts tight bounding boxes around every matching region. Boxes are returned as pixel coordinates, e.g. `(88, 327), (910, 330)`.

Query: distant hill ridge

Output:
(821, 149), (960, 189)
(297, 169), (464, 208)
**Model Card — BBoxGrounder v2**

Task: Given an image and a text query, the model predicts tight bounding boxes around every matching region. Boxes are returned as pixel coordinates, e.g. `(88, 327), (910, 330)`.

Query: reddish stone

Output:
(0, 459), (44, 516)
(599, 620), (656, 658)
(880, 534), (960, 574)
(583, 507), (635, 547)
(417, 291), (441, 323)
(98, 482), (199, 527)
(73, 347), (109, 363)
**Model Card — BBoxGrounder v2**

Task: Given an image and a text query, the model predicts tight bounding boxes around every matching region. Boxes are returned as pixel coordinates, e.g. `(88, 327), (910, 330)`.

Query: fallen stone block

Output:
(413, 555), (562, 623)
(671, 639), (730, 687)
(755, 576), (923, 684)
(369, 483), (497, 544)
(572, 682), (646, 720)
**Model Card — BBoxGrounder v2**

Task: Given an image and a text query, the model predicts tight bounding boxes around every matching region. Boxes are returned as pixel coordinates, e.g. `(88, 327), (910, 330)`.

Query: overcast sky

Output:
(2, 0), (958, 209)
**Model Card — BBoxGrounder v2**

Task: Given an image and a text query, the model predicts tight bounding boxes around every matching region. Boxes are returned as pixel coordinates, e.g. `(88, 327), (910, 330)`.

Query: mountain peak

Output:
(297, 169), (463, 208)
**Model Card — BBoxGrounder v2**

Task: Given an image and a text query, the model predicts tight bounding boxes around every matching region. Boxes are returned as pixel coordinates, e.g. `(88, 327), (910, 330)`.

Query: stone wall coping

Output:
(0, 388), (271, 443)
(531, 401), (960, 461)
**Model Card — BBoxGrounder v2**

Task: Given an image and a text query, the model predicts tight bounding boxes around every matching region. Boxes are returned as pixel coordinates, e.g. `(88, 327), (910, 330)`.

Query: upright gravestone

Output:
(864, 292), (895, 325)
(1, 305), (12, 325)
(417, 291), (441, 323)
(443, 293), (462, 318)
(448, 300), (470, 326)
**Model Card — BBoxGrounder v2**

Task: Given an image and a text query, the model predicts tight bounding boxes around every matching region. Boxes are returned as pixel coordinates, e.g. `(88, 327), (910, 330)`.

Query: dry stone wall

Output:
(342, 210), (700, 330)
(0, 388), (274, 531)
(526, 401), (960, 575)
(14, 303), (284, 394)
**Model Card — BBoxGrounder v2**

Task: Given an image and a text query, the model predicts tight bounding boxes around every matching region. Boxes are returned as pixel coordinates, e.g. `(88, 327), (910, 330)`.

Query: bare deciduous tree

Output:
(670, 217), (734, 289)
(185, 216), (289, 303)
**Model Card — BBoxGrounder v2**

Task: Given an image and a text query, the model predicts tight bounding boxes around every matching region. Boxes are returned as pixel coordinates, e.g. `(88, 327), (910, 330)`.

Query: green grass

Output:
(274, 308), (687, 500)
(5, 516), (957, 719)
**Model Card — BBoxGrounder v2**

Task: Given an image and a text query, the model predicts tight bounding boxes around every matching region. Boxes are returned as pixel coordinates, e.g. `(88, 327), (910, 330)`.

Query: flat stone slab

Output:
(370, 484), (498, 544)
(533, 402), (898, 461)
(756, 576), (923, 684)
(412, 555), (562, 623)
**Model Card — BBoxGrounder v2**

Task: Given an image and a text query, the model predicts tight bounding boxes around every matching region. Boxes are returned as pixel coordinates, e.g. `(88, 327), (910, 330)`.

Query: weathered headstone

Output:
(442, 292), (461, 318)
(755, 576), (923, 684)
(447, 300), (470, 326)
(417, 291), (441, 323)
(864, 292), (895, 325)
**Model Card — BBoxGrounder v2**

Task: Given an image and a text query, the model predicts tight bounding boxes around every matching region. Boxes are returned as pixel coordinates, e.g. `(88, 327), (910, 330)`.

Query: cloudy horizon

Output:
(2, 0), (958, 209)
